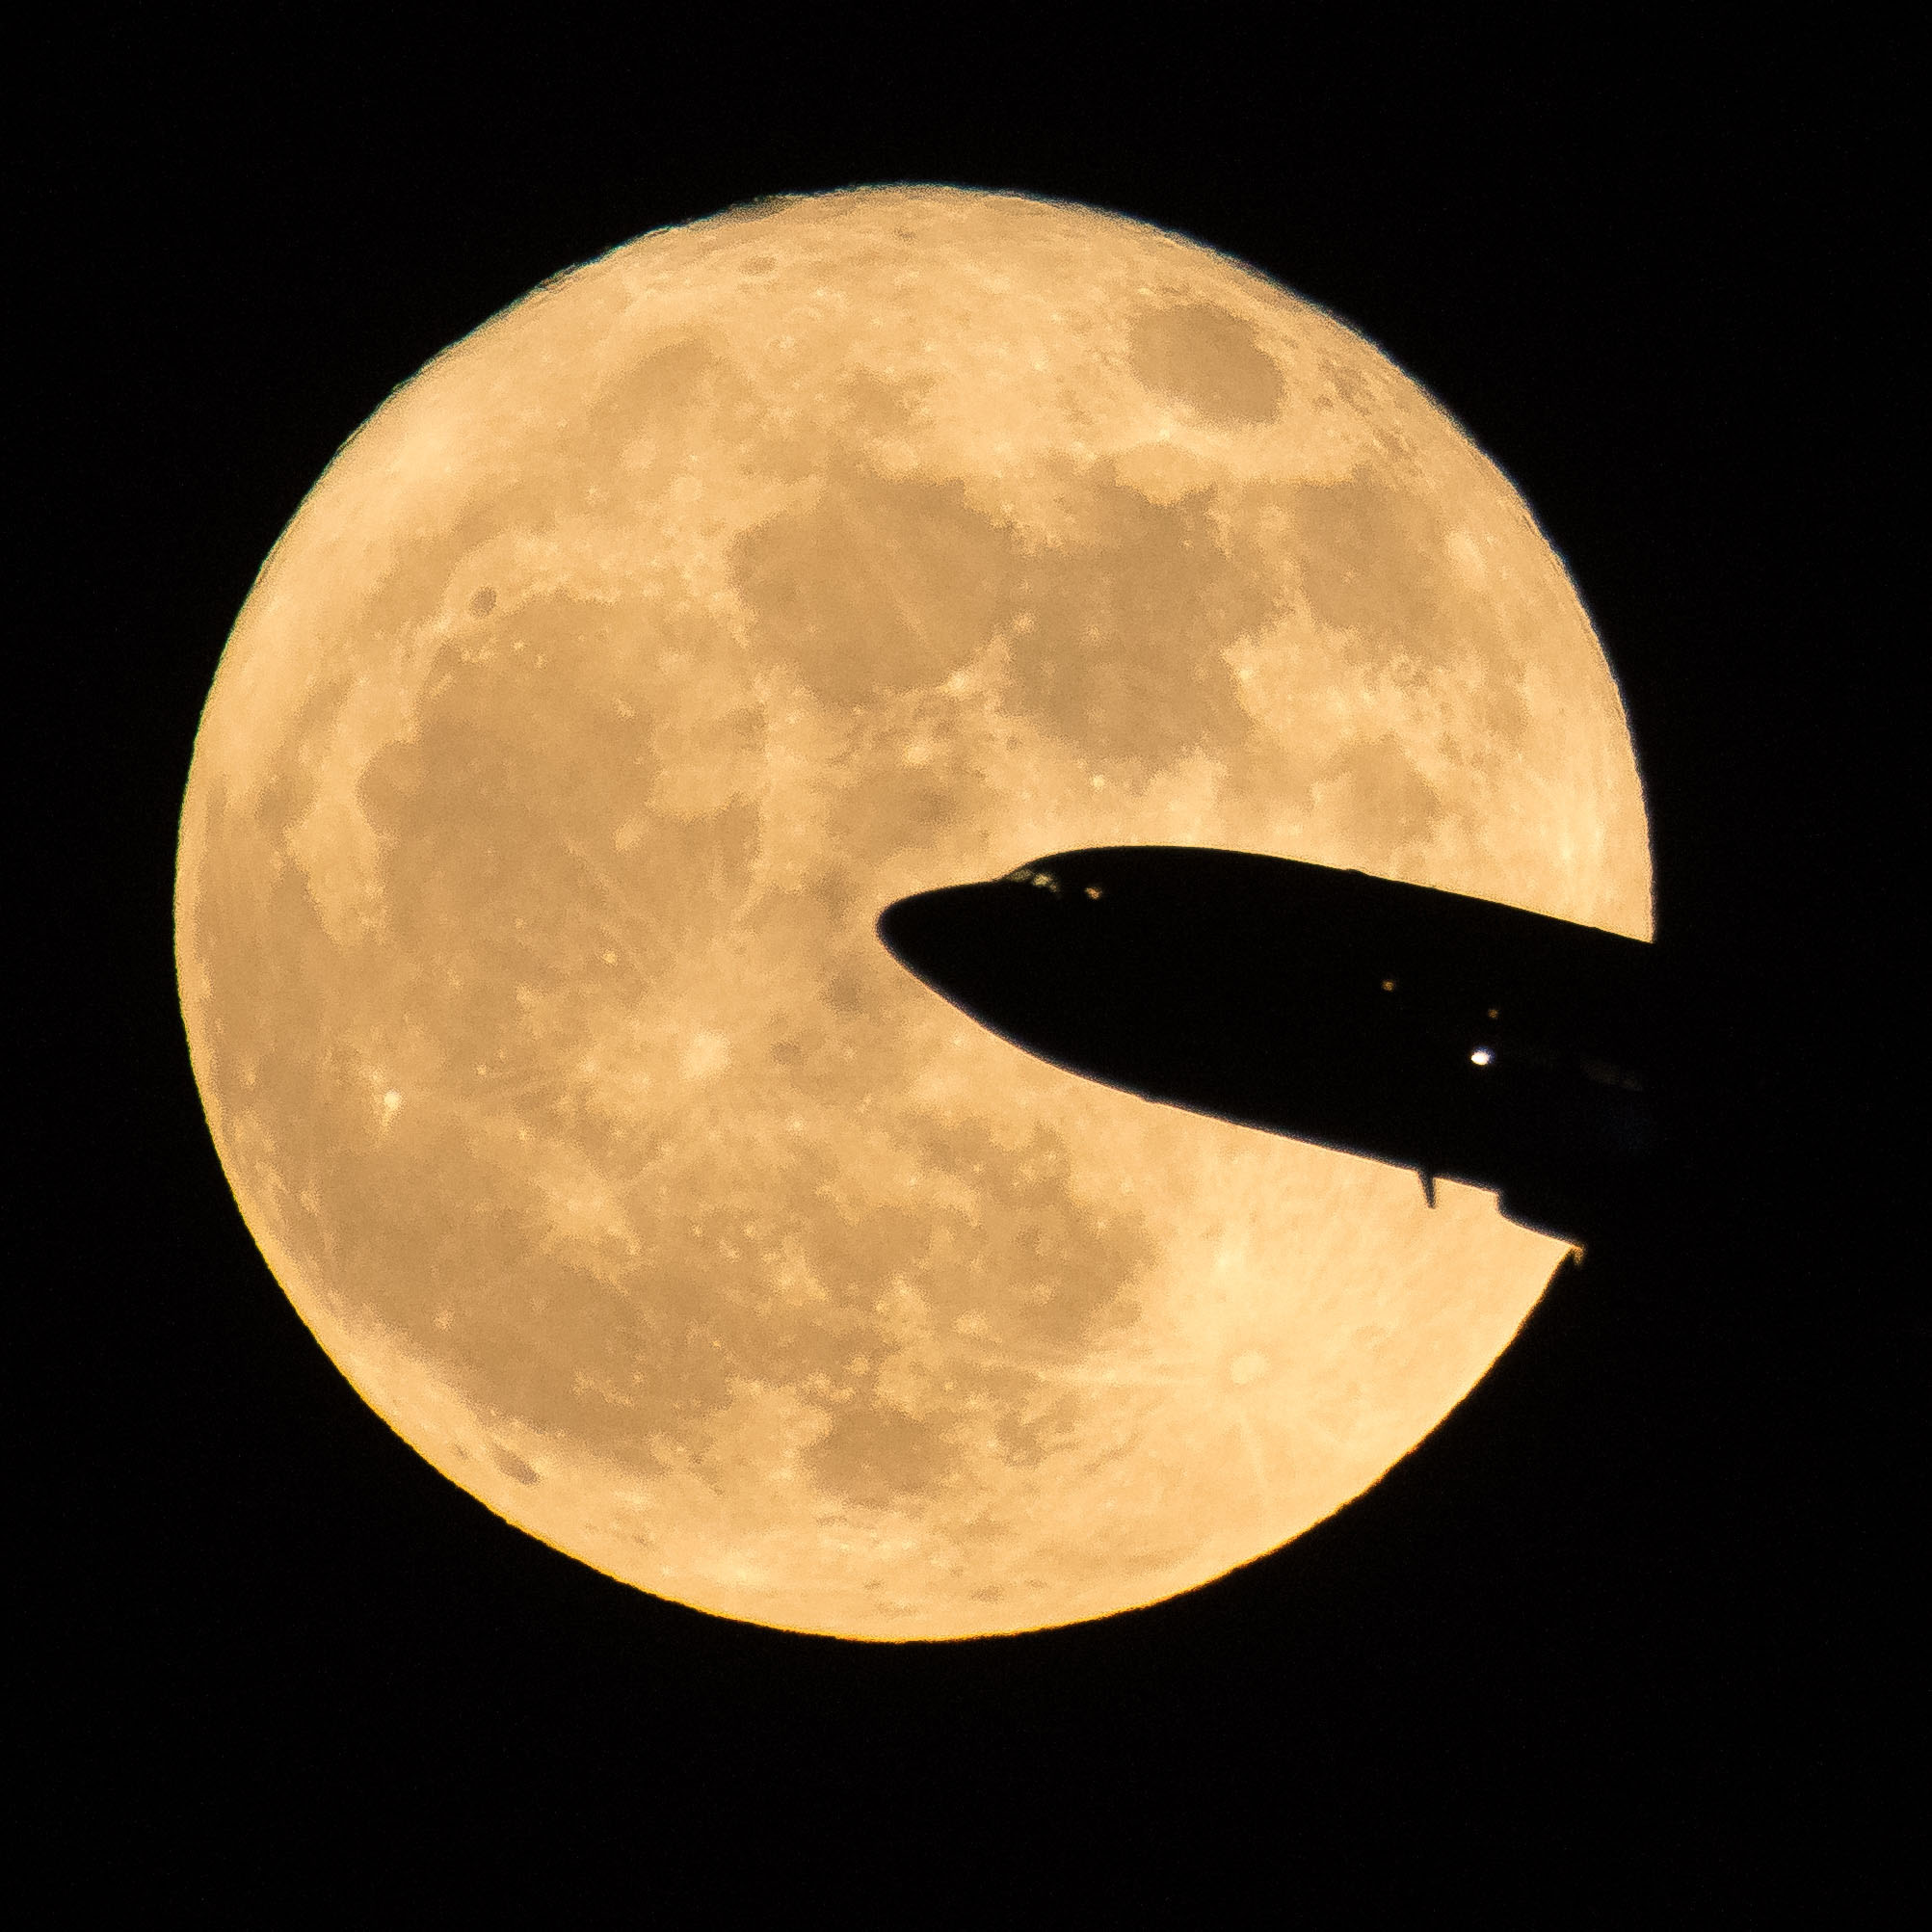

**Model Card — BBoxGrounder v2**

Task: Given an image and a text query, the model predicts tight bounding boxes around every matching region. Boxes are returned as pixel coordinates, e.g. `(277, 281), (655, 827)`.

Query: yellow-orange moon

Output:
(175, 186), (1649, 1640)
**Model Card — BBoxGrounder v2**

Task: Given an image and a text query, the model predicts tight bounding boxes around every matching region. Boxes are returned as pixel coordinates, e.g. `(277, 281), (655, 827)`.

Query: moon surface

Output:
(175, 186), (1650, 1639)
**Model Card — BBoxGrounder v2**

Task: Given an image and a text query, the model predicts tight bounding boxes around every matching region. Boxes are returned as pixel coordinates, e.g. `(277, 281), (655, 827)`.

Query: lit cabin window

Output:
(1084, 884), (1103, 900)
(1469, 1047), (1494, 1067)
(1381, 978), (1397, 992)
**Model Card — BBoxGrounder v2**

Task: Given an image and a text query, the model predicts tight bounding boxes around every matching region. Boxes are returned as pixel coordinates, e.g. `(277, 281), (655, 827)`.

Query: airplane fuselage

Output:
(877, 846), (1665, 1245)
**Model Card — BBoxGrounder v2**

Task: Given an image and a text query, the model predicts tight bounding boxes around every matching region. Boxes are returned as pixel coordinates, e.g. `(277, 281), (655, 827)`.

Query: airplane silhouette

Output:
(878, 846), (1669, 1249)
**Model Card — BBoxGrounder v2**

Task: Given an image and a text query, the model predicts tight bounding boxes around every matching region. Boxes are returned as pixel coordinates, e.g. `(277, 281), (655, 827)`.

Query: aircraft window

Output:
(1380, 978), (1397, 992)
(1084, 884), (1103, 900)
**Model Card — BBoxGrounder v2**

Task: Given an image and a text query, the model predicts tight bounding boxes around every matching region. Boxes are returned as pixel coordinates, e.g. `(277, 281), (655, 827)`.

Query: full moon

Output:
(176, 186), (1650, 1639)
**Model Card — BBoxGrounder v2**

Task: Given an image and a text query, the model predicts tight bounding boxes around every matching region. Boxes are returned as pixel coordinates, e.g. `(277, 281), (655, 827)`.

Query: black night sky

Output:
(24, 18), (1912, 1916)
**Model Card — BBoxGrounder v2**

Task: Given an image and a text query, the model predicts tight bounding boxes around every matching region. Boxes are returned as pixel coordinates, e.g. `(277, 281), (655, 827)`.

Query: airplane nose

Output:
(877, 880), (1028, 977)
(877, 877), (1075, 1027)
(876, 884), (984, 982)
(880, 864), (1260, 1103)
